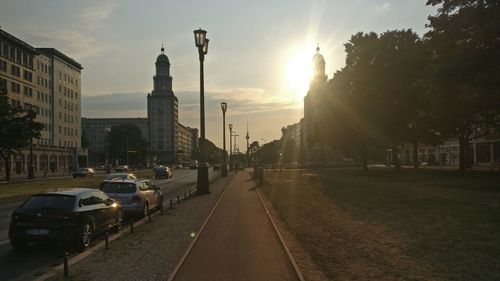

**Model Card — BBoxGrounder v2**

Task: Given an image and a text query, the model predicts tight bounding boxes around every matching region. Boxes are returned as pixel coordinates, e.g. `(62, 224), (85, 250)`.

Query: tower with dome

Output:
(147, 46), (179, 163)
(302, 45), (334, 163)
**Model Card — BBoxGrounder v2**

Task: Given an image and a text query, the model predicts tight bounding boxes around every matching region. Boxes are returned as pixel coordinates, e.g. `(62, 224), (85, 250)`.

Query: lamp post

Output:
(105, 127), (111, 173)
(27, 107), (38, 179)
(221, 102), (228, 177)
(229, 124), (233, 170)
(194, 28), (210, 194)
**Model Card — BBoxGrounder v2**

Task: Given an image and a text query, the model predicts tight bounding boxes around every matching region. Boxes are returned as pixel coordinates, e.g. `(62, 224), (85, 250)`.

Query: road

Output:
(0, 168), (215, 281)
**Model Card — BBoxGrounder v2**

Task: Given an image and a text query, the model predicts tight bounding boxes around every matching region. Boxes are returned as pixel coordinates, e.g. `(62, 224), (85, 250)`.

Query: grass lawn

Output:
(261, 168), (500, 280)
(0, 170), (154, 201)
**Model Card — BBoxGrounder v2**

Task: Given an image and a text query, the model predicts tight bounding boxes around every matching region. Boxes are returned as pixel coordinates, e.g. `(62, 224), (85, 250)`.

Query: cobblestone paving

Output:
(49, 175), (232, 281)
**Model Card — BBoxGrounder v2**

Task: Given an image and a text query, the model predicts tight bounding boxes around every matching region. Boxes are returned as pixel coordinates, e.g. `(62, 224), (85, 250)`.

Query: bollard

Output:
(189, 190), (192, 199)
(148, 209), (152, 222)
(105, 231), (109, 250)
(177, 195), (180, 204)
(160, 202), (164, 215)
(258, 167), (264, 186)
(169, 199), (173, 209)
(130, 219), (134, 233)
(63, 252), (69, 276)
(184, 192), (187, 200)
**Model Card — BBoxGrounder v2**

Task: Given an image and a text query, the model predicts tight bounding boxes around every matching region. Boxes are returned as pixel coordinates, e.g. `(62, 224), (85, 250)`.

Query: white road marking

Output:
(0, 239), (9, 246)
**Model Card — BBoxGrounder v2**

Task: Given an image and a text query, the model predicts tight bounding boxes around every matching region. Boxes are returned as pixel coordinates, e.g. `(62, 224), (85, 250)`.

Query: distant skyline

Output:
(1, 0), (436, 150)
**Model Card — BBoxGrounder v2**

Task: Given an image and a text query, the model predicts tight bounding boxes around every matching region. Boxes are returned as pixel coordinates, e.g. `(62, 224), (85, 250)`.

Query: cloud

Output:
(375, 2), (392, 12)
(25, 30), (107, 58)
(80, 1), (117, 29)
(82, 92), (147, 118)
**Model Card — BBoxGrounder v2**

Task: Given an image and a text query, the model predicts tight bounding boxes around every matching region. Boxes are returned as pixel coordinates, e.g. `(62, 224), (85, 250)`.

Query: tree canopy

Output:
(0, 81), (44, 180)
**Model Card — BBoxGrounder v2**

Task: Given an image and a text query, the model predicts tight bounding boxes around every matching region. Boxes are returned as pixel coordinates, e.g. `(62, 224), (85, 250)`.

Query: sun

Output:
(284, 45), (313, 102)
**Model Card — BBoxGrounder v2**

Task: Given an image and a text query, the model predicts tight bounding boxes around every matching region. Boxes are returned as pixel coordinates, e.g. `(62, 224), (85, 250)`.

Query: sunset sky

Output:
(0, 0), (436, 150)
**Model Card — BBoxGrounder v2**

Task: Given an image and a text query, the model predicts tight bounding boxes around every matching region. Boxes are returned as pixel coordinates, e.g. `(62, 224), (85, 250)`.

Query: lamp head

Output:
(193, 28), (207, 48)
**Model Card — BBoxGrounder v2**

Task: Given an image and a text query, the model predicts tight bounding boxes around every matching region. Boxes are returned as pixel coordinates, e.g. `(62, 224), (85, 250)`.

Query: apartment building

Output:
(0, 28), (85, 178)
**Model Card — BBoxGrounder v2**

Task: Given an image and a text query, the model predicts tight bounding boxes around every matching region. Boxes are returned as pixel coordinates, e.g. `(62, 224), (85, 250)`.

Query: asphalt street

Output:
(0, 168), (213, 281)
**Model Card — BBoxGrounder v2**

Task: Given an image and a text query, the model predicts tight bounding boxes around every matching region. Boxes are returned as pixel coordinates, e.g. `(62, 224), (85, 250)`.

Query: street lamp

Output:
(221, 102), (228, 177)
(194, 28), (210, 194)
(229, 123), (233, 170)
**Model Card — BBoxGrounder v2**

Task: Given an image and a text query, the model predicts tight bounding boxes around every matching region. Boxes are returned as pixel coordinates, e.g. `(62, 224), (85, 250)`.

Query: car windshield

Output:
(102, 182), (137, 193)
(20, 194), (76, 211)
(105, 174), (128, 180)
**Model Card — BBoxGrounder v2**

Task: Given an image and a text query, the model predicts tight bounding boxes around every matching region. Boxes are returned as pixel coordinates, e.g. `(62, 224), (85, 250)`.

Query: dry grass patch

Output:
(261, 168), (500, 280)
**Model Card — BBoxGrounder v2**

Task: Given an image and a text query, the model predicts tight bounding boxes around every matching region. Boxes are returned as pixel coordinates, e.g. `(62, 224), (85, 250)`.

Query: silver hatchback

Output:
(101, 179), (163, 218)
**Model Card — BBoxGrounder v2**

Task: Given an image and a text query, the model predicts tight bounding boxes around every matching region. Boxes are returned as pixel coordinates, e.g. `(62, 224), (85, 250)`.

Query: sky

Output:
(0, 0), (436, 150)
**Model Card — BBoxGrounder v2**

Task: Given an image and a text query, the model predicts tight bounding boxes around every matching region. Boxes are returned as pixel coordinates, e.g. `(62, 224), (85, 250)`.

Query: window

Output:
(23, 70), (32, 81)
(10, 65), (20, 77)
(0, 59), (6, 72)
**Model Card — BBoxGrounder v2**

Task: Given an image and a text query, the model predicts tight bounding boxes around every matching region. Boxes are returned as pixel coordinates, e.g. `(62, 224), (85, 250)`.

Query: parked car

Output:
(189, 160), (199, 169)
(99, 173), (137, 190)
(101, 179), (163, 218)
(154, 166), (172, 179)
(73, 167), (95, 178)
(8, 188), (122, 251)
(115, 165), (129, 172)
(175, 163), (183, 169)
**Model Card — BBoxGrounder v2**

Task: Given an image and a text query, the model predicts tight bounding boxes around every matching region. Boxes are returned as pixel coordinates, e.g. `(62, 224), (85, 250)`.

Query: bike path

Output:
(172, 171), (299, 281)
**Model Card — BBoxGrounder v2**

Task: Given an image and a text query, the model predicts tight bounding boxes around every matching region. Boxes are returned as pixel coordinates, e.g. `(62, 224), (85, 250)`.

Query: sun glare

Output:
(284, 45), (314, 102)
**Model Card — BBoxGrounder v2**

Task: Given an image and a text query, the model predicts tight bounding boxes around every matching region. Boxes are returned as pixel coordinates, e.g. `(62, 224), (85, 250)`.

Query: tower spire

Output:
(161, 42), (165, 54)
(246, 120), (250, 154)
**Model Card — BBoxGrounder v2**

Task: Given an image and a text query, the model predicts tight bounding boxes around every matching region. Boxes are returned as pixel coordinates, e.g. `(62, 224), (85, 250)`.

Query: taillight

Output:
(132, 195), (141, 203)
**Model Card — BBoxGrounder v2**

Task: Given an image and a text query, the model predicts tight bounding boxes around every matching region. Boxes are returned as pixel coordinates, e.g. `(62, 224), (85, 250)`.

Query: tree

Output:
(109, 124), (148, 167)
(255, 140), (281, 165)
(0, 81), (43, 181)
(425, 0), (500, 171)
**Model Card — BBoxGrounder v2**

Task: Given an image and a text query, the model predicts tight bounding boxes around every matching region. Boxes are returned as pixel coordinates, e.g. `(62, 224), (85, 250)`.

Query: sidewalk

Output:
(172, 171), (300, 281)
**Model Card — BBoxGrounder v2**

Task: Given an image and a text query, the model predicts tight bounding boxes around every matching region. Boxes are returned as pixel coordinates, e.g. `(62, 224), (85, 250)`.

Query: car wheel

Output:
(75, 222), (92, 251)
(112, 210), (122, 232)
(158, 198), (164, 214)
(10, 238), (27, 250)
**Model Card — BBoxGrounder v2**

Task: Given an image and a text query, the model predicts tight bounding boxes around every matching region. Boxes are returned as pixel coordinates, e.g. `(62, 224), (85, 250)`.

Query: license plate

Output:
(26, 229), (49, 235)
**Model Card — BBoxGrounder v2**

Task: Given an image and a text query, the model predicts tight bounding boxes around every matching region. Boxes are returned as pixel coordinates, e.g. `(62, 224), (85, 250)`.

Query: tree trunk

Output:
(361, 140), (368, 171)
(458, 135), (466, 172)
(362, 154), (368, 171)
(1, 152), (10, 181)
(393, 144), (401, 171)
(413, 141), (419, 169)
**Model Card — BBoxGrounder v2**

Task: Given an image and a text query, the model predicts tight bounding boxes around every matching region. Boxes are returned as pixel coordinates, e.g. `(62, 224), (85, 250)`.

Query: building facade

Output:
(0, 28), (85, 178)
(81, 117), (149, 164)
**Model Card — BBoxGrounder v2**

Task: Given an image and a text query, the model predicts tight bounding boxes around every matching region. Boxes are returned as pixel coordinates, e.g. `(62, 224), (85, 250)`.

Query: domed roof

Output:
(156, 46), (170, 65)
(312, 46), (325, 65)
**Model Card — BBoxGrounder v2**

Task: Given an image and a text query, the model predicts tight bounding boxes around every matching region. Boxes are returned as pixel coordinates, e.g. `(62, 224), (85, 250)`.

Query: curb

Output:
(167, 173), (234, 281)
(255, 183), (305, 281)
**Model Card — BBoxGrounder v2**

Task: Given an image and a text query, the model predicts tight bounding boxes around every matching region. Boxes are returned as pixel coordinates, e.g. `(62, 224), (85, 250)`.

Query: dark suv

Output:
(9, 188), (122, 251)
